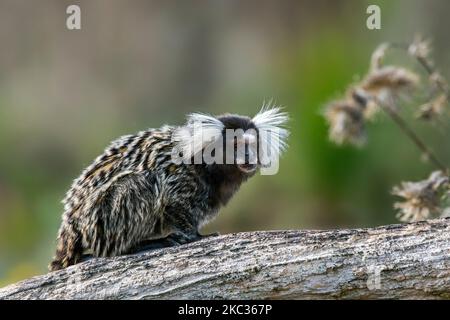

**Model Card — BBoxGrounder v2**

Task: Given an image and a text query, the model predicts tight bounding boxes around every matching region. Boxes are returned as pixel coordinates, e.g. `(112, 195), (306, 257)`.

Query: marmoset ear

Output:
(173, 113), (224, 160)
(252, 103), (290, 166)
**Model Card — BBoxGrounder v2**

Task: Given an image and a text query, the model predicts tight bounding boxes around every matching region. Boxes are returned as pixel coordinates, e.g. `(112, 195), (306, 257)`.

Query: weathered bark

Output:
(1, 218), (450, 299)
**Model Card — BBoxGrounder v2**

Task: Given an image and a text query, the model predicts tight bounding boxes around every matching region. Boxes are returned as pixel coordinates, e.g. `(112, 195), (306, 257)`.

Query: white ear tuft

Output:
(173, 113), (224, 161)
(252, 102), (290, 166)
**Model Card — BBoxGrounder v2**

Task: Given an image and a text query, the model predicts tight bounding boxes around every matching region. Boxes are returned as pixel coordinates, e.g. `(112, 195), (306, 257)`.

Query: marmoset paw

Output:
(197, 231), (220, 239)
(166, 231), (197, 245)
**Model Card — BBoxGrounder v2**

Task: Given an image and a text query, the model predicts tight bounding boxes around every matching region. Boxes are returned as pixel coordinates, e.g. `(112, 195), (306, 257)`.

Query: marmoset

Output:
(49, 106), (289, 271)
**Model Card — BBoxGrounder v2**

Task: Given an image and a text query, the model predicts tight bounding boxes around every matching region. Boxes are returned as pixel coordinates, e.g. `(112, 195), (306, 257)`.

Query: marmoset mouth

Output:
(237, 163), (258, 173)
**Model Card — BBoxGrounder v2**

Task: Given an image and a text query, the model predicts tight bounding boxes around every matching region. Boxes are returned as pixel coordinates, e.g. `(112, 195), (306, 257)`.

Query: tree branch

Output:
(1, 219), (450, 299)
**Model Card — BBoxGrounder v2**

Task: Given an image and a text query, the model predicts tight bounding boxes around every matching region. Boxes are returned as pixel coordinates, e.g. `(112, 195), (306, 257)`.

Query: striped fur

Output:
(50, 108), (289, 271)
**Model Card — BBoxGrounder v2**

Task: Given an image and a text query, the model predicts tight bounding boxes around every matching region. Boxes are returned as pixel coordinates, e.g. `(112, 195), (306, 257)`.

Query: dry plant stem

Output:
(417, 56), (450, 97)
(391, 42), (450, 101)
(370, 42), (449, 173)
(376, 98), (448, 173)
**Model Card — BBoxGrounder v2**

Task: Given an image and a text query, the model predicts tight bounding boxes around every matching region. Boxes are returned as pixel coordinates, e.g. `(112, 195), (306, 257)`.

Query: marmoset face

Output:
(173, 106), (289, 176)
(218, 115), (259, 174)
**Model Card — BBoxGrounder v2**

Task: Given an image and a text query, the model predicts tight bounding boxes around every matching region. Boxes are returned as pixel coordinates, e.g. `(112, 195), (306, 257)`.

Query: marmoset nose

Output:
(244, 145), (250, 162)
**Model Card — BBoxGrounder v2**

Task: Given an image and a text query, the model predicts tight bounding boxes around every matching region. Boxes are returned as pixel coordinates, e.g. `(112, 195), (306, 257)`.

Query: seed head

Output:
(416, 94), (448, 121)
(392, 171), (449, 222)
(408, 35), (432, 60)
(324, 99), (366, 146)
(361, 66), (420, 105)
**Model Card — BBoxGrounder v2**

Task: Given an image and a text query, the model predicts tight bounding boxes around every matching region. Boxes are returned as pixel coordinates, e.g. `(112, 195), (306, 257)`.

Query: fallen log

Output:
(1, 218), (450, 299)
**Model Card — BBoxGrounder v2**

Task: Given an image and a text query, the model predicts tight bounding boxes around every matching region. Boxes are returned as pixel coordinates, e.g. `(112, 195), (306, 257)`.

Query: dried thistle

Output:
(368, 43), (420, 103)
(429, 72), (449, 92)
(408, 35), (431, 60)
(324, 99), (366, 146)
(350, 87), (379, 120)
(324, 37), (450, 224)
(416, 94), (448, 121)
(392, 171), (449, 222)
(370, 43), (389, 71)
(324, 45), (420, 146)
(407, 36), (450, 114)
(360, 66), (420, 105)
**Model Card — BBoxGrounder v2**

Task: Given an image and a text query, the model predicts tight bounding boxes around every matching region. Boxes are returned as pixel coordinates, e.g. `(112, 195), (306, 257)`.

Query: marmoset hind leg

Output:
(129, 204), (221, 254)
(50, 172), (221, 270)
(49, 172), (160, 270)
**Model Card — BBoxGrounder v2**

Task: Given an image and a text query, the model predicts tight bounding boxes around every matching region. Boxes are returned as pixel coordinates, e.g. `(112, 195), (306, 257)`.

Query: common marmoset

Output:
(49, 106), (289, 271)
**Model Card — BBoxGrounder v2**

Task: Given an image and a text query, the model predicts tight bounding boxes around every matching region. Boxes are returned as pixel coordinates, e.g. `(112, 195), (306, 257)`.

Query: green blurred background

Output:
(1, 0), (450, 286)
